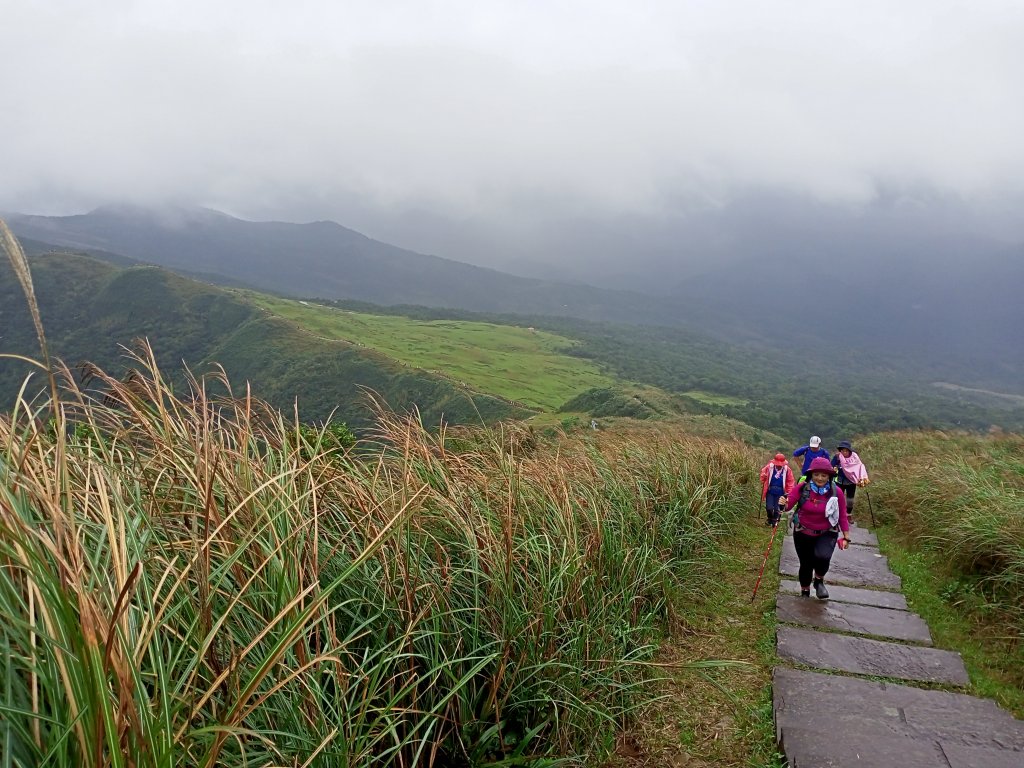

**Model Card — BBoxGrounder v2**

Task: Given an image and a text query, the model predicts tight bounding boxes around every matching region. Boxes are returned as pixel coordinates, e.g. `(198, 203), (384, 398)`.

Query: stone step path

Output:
(779, 534), (902, 589)
(777, 626), (969, 685)
(772, 523), (1024, 766)
(775, 594), (933, 644)
(778, 579), (908, 610)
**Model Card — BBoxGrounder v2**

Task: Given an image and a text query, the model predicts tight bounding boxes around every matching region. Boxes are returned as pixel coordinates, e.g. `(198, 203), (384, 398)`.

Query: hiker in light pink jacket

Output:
(831, 441), (870, 522)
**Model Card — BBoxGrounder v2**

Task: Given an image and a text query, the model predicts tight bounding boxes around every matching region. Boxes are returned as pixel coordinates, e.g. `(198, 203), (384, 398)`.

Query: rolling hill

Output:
(0, 251), (530, 429)
(9, 204), (1022, 399)
(4, 241), (1022, 444)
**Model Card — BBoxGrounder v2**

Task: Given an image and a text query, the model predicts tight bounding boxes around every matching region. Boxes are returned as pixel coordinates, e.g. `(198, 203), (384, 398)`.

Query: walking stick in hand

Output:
(751, 520), (781, 602)
(864, 488), (877, 528)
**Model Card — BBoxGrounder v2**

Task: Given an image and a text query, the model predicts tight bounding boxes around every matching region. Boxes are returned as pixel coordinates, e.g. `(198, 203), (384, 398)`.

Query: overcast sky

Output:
(3, 0), (1024, 253)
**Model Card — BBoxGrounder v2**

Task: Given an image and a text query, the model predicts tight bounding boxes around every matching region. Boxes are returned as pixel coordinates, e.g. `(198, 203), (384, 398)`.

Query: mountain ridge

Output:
(7, 206), (694, 329)
(7, 204), (1023, 393)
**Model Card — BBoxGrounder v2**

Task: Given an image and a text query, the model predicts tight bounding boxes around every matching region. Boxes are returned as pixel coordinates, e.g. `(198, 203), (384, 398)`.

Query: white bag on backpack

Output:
(825, 496), (840, 527)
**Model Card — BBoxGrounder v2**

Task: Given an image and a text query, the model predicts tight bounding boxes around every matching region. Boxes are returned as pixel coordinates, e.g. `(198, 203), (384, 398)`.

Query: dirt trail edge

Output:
(773, 522), (1024, 767)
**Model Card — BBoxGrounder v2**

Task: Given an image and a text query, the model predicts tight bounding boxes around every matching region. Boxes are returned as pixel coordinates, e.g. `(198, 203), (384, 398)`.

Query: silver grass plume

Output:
(1, 218), (58, 407)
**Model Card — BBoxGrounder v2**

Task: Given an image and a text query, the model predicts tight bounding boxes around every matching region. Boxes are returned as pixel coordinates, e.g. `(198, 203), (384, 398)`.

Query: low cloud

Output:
(3, 1), (1023, 246)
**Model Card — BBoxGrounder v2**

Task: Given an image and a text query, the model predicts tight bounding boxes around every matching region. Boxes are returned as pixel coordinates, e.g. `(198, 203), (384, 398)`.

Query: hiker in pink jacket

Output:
(784, 456), (851, 600)
(831, 440), (870, 523)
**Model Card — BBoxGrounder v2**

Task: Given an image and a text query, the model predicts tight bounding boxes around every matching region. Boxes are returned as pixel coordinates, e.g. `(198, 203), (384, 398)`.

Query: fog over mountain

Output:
(3, 3), (1023, 391)
(3, 3), (1023, 245)
(336, 188), (1024, 290)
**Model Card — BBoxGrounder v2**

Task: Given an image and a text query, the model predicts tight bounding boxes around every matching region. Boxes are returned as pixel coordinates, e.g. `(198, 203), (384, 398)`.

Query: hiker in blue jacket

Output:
(793, 436), (830, 476)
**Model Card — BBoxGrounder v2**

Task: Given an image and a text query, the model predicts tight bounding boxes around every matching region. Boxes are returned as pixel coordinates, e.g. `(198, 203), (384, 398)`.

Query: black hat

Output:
(836, 440), (852, 451)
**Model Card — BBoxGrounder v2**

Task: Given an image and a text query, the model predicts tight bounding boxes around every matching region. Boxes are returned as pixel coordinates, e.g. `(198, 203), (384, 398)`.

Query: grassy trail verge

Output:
(878, 528), (1024, 717)
(859, 430), (1024, 718)
(602, 515), (785, 768)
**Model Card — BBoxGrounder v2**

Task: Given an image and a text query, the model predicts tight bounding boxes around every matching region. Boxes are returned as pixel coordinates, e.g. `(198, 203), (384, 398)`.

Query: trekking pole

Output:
(864, 488), (877, 528)
(751, 521), (781, 602)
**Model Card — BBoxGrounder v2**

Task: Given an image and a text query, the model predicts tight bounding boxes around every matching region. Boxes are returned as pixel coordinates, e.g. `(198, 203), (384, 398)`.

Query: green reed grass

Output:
(861, 431), (1024, 635)
(0, 344), (756, 767)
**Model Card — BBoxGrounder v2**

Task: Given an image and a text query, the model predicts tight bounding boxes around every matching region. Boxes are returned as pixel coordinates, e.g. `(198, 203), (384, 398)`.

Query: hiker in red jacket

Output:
(784, 456), (851, 599)
(760, 453), (795, 527)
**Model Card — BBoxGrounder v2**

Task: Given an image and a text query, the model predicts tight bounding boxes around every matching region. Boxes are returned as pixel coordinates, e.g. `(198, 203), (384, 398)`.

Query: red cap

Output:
(773, 453), (787, 465)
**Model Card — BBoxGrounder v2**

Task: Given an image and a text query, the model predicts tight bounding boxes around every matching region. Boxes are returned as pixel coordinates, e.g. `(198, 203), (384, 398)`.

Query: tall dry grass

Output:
(0, 341), (757, 767)
(1, 218), (58, 408)
(861, 430), (1024, 636)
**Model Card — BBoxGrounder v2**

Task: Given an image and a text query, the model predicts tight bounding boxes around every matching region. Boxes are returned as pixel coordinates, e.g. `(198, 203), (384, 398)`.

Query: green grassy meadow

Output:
(859, 430), (1024, 715)
(682, 390), (749, 407)
(248, 293), (617, 410)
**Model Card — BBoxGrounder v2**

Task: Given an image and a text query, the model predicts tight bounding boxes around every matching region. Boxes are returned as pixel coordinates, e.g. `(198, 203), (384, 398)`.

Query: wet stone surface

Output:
(773, 520), (1024, 767)
(847, 523), (878, 547)
(780, 536), (902, 589)
(939, 740), (1024, 767)
(779, 726), (948, 767)
(777, 625), (968, 684)
(850, 541), (880, 552)
(776, 594), (932, 644)
(774, 668), (1024, 764)
(778, 579), (908, 610)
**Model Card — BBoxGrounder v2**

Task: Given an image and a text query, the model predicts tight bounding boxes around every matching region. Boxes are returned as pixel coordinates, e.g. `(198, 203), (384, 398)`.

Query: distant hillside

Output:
(490, 196), (1024, 394)
(5, 234), (1021, 444)
(9, 204), (1024, 397)
(666, 236), (1024, 393)
(295, 299), (1024, 441)
(7, 206), (688, 327)
(10, 204), (1022, 397)
(0, 251), (529, 428)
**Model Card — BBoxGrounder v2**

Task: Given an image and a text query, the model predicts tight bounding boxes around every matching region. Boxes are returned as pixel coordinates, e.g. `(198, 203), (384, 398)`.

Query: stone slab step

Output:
(777, 594), (932, 644)
(778, 726), (1024, 767)
(777, 626), (969, 685)
(780, 536), (902, 589)
(779, 579), (909, 610)
(849, 543), (880, 553)
(779, 725), (948, 767)
(774, 667), (1024, 750)
(940, 740), (1024, 767)
(849, 523), (878, 546)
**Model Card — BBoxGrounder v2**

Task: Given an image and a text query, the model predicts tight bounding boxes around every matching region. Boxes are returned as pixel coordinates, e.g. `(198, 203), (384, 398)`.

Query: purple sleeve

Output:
(838, 487), (849, 532)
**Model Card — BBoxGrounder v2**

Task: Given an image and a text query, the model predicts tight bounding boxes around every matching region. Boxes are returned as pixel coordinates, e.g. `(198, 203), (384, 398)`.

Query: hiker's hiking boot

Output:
(800, 588), (811, 598)
(813, 580), (829, 600)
